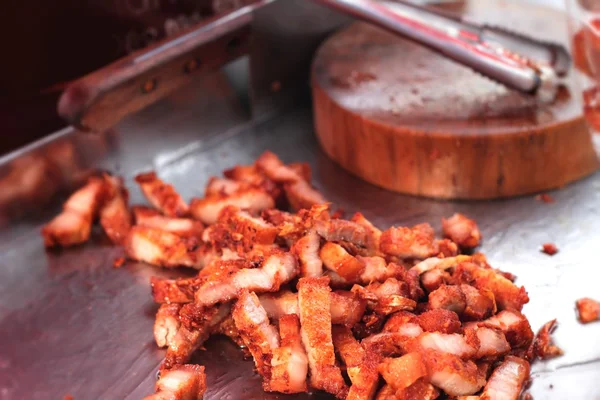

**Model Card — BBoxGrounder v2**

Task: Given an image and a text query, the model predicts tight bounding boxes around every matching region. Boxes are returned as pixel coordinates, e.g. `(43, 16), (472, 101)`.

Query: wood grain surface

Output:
(312, 0), (599, 199)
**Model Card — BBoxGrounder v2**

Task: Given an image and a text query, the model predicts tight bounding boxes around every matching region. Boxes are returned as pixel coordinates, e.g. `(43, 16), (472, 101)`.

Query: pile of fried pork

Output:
(43, 151), (593, 400)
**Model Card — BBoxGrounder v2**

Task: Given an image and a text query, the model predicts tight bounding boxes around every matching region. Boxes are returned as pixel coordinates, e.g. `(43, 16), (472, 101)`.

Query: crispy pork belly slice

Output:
(259, 290), (366, 327)
(233, 291), (280, 389)
(421, 268), (450, 293)
(205, 177), (246, 196)
(256, 151), (302, 183)
(163, 303), (230, 369)
(380, 224), (438, 259)
(480, 356), (530, 400)
(383, 312), (419, 332)
(42, 177), (106, 247)
(135, 171), (188, 217)
(144, 364), (206, 400)
(362, 328), (417, 357)
(461, 284), (496, 321)
(218, 206), (278, 246)
(417, 309), (461, 334)
(133, 206), (204, 238)
(155, 304), (182, 348)
(375, 385), (396, 400)
(259, 291), (300, 317)
(413, 332), (478, 359)
(421, 350), (485, 396)
(194, 252), (297, 307)
(576, 297), (600, 323)
(321, 242), (365, 282)
(442, 213), (481, 249)
(99, 174), (131, 244)
(189, 188), (275, 225)
(332, 326), (365, 383)
(125, 226), (205, 269)
(378, 352), (427, 392)
(346, 350), (381, 400)
(262, 209), (301, 227)
(429, 285), (467, 314)
(351, 212), (382, 250)
(453, 262), (529, 311)
(528, 319), (563, 361)
(464, 325), (510, 359)
(324, 256), (406, 286)
(42, 210), (93, 248)
(297, 277), (348, 398)
(284, 180), (327, 211)
(315, 218), (375, 250)
(411, 255), (472, 275)
(292, 230), (323, 277)
(152, 276), (200, 304)
(224, 164), (265, 184)
(270, 314), (309, 394)
(353, 279), (415, 316)
(482, 310), (534, 349)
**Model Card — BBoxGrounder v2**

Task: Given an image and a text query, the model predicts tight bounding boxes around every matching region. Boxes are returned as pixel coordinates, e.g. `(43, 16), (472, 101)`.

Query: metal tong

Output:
(59, 0), (571, 132)
(313, 0), (570, 102)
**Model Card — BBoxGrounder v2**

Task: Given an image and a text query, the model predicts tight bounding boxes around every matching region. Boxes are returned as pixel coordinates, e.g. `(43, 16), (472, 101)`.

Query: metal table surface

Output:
(0, 69), (599, 399)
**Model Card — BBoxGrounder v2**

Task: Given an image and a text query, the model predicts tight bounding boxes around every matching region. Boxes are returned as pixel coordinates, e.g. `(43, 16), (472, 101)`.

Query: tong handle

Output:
(312, 0), (557, 100)
(58, 7), (255, 132)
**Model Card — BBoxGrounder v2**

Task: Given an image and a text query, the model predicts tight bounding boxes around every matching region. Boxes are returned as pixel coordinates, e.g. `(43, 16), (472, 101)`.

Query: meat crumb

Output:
(541, 243), (558, 256)
(536, 193), (554, 203)
(576, 298), (600, 324)
(113, 257), (126, 268)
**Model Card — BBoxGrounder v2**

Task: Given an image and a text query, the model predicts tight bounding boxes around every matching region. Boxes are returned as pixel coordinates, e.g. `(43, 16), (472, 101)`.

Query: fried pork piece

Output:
(292, 230), (323, 277)
(133, 206), (203, 238)
(428, 285), (467, 314)
(135, 171), (189, 217)
(421, 350), (485, 396)
(258, 290), (366, 327)
(321, 242), (365, 281)
(125, 226), (206, 269)
(410, 255), (473, 275)
(189, 188), (275, 225)
(480, 356), (530, 400)
(194, 252), (297, 307)
(315, 218), (376, 251)
(527, 319), (563, 361)
(42, 177), (106, 247)
(155, 303), (182, 348)
(460, 284), (496, 321)
(353, 279), (416, 316)
(379, 352), (427, 392)
(417, 309), (461, 334)
(442, 213), (481, 249)
(464, 324), (510, 359)
(412, 331), (479, 359)
(363, 318), (421, 357)
(576, 297), (600, 323)
(99, 174), (131, 244)
(144, 364), (206, 400)
(224, 164), (265, 184)
(204, 177), (246, 196)
(297, 277), (348, 398)
(284, 180), (327, 211)
(346, 349), (381, 400)
(233, 291), (280, 390)
(214, 313), (246, 349)
(256, 151), (303, 182)
(482, 310), (534, 349)
(218, 206), (278, 246)
(332, 326), (364, 383)
(351, 212), (382, 251)
(452, 262), (529, 311)
(379, 223), (439, 259)
(421, 268), (450, 293)
(163, 303), (230, 369)
(270, 314), (309, 394)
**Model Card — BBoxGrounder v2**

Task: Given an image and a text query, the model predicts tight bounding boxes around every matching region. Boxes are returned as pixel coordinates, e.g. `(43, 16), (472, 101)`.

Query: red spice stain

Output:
(536, 193), (554, 203)
(113, 257), (126, 268)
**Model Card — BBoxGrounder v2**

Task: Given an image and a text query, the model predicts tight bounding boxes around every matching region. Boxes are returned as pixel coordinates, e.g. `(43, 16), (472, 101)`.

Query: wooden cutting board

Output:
(312, 0), (599, 199)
